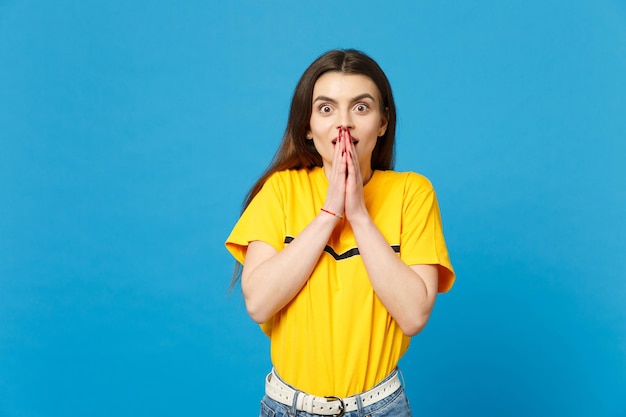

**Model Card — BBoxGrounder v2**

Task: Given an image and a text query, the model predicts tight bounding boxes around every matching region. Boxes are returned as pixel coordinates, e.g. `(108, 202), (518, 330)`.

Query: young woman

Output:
(226, 49), (455, 417)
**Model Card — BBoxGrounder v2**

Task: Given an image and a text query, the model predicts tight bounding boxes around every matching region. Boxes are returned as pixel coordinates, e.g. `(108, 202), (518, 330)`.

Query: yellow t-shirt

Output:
(225, 167), (454, 397)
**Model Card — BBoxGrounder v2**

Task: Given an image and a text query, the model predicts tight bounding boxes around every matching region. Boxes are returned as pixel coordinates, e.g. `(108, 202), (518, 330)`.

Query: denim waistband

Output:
(265, 368), (402, 416)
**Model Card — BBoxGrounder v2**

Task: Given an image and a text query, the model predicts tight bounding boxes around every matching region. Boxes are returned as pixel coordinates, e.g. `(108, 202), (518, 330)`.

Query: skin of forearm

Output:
(350, 214), (435, 336)
(242, 212), (340, 323)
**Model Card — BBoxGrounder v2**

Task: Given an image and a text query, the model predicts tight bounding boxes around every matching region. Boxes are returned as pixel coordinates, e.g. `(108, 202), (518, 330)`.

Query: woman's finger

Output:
(344, 132), (368, 220)
(323, 128), (346, 216)
(347, 130), (362, 184)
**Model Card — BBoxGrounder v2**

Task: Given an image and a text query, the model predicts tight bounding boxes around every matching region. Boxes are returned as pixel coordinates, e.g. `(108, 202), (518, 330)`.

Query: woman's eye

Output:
(319, 104), (333, 113)
(355, 103), (370, 112)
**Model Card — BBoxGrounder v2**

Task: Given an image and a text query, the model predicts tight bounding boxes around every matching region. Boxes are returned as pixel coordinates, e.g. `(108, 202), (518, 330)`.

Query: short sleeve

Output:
(225, 174), (286, 264)
(399, 173), (455, 292)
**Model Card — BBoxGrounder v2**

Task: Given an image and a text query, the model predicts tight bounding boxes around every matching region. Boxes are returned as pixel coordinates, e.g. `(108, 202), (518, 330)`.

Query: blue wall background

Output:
(1, 1), (624, 416)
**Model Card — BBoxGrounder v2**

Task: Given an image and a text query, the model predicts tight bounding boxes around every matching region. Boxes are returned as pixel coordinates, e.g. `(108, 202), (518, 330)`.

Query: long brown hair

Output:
(231, 49), (397, 287)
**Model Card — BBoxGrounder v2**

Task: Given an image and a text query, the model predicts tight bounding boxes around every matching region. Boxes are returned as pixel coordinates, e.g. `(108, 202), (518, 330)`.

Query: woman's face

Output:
(307, 72), (388, 173)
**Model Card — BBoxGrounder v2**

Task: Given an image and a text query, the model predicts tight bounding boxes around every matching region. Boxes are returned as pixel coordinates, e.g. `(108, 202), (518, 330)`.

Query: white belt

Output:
(265, 369), (402, 416)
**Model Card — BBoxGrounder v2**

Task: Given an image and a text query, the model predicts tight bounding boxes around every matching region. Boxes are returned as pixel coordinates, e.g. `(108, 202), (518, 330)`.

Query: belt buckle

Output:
(324, 395), (345, 417)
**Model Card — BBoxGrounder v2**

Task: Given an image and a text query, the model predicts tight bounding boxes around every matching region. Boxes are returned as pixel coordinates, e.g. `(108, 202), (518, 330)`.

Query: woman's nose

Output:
(337, 111), (354, 130)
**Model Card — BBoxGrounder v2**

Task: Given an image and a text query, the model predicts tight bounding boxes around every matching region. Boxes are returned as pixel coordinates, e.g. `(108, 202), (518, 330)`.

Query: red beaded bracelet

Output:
(320, 208), (342, 219)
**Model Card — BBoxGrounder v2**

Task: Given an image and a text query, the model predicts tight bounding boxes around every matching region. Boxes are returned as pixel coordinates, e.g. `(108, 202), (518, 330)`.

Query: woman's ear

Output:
(306, 131), (313, 140)
(378, 108), (389, 137)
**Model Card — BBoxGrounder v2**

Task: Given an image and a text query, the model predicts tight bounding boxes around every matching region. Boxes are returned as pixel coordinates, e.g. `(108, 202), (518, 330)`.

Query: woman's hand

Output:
(321, 127), (371, 223)
(322, 127), (349, 217)
(344, 129), (370, 224)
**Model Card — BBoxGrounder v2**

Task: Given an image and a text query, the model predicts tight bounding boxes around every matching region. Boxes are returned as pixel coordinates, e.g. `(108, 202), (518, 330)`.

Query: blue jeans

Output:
(258, 370), (412, 417)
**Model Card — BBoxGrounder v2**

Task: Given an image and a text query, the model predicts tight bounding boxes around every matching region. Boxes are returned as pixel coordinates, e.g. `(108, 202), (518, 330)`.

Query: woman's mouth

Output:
(332, 139), (359, 146)
(332, 127), (358, 146)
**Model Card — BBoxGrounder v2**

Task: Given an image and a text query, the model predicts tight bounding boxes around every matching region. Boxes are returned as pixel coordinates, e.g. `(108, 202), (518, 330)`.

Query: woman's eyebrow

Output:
(313, 95), (337, 104)
(351, 93), (376, 102)
(313, 93), (376, 103)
